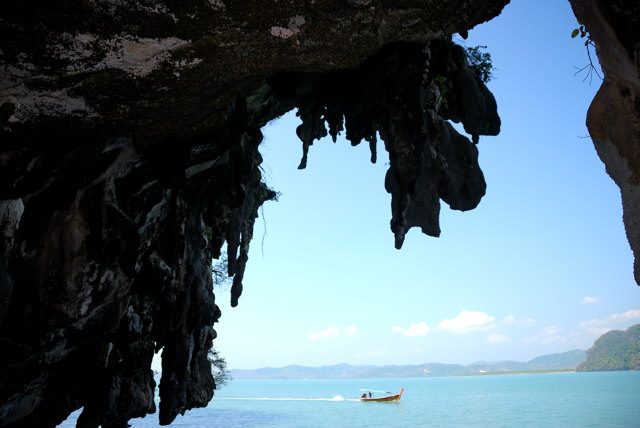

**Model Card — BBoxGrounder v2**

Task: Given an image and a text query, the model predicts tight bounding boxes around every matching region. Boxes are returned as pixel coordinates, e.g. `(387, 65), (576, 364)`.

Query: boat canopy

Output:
(359, 389), (392, 394)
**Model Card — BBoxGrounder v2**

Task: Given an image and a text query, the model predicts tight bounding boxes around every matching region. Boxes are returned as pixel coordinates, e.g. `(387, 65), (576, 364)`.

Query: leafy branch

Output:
(211, 253), (232, 290)
(571, 23), (602, 84)
(466, 45), (495, 83)
(208, 347), (232, 387)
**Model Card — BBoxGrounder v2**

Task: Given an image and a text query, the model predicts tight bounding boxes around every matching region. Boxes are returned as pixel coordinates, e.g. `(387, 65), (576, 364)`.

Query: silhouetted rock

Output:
(25, 0), (640, 426)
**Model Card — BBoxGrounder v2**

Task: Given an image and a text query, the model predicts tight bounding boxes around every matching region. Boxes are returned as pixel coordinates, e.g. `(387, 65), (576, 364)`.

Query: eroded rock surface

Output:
(267, 41), (499, 247)
(0, 1), (508, 427)
(569, 0), (640, 284)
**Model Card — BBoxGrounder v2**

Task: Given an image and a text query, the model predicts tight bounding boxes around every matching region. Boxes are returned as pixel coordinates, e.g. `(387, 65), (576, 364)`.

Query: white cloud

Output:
(580, 296), (600, 304)
(503, 315), (516, 325)
(392, 322), (430, 337)
(502, 315), (536, 326)
(522, 324), (582, 345)
(582, 327), (612, 337)
(542, 325), (564, 336)
(523, 325), (568, 345)
(579, 309), (640, 335)
(486, 333), (509, 344)
(524, 334), (567, 345)
(309, 327), (340, 340)
(438, 310), (495, 333)
(620, 309), (640, 319)
(308, 326), (357, 340)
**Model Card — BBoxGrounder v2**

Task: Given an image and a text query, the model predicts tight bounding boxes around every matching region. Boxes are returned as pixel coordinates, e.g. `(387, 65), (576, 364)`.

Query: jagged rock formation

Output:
(1, 1), (508, 426)
(568, 0), (640, 284)
(266, 40), (499, 248)
(2, 0), (639, 426)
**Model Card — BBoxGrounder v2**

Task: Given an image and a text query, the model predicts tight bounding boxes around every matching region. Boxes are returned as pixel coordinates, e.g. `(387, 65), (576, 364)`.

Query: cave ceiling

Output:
(1, 0), (639, 427)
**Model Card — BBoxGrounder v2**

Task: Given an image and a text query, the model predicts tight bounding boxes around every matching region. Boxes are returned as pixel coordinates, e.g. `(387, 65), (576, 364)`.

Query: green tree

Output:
(212, 253), (232, 291)
(208, 347), (232, 387)
(208, 256), (233, 387)
(465, 45), (495, 83)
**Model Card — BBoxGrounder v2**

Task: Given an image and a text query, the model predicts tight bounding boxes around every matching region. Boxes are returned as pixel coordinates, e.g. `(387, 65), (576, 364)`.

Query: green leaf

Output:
(571, 28), (579, 38)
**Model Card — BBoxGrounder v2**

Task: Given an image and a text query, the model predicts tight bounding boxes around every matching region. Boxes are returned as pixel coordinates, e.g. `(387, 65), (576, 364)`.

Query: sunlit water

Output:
(59, 371), (640, 427)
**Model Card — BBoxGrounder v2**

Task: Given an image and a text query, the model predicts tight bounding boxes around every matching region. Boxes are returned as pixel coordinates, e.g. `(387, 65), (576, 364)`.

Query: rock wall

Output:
(0, 1), (507, 427)
(0, 0), (506, 144)
(568, 0), (640, 284)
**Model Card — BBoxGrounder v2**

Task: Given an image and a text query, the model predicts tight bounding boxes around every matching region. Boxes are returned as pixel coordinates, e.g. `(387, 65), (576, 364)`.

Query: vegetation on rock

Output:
(570, 21), (602, 83)
(576, 324), (640, 372)
(208, 348), (231, 388)
(465, 45), (496, 83)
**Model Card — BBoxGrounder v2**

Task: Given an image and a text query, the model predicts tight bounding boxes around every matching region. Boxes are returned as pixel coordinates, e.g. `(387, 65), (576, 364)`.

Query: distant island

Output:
(231, 324), (640, 379)
(231, 349), (587, 379)
(577, 323), (640, 372)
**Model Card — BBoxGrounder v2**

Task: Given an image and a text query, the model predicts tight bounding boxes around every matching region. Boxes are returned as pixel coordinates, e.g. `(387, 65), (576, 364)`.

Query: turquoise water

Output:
(59, 371), (640, 427)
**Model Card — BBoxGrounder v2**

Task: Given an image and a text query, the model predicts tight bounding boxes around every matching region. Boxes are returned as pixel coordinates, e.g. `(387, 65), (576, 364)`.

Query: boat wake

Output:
(219, 395), (360, 402)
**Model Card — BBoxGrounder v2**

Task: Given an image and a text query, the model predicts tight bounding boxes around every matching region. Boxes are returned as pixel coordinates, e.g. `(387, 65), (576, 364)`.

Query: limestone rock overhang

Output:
(0, 1), (560, 427)
(4, 0), (640, 426)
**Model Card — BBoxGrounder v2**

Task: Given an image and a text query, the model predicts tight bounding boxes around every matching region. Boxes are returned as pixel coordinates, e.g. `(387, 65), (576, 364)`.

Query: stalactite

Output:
(267, 40), (498, 248)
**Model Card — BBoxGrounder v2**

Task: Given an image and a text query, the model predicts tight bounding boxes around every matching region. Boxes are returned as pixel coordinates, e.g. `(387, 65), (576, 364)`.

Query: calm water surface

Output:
(59, 371), (640, 427)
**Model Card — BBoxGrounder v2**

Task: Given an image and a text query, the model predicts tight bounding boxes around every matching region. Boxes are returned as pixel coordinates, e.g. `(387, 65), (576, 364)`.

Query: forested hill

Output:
(577, 324), (640, 372)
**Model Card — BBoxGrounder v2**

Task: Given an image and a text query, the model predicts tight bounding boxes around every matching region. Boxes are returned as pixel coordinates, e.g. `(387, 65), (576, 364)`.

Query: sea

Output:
(58, 371), (640, 427)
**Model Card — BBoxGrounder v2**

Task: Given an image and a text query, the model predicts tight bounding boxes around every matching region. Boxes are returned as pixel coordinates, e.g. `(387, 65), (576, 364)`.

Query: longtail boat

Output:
(359, 388), (404, 402)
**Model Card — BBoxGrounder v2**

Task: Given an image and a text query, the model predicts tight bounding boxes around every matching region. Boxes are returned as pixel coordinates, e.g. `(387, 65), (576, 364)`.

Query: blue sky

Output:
(209, 1), (640, 369)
